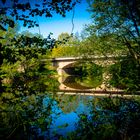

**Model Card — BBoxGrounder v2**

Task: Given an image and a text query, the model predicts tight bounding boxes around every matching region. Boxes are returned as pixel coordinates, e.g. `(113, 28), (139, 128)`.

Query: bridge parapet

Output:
(51, 55), (126, 62)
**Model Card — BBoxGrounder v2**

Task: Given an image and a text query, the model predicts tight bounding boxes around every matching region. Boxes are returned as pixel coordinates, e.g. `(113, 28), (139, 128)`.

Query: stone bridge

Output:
(51, 55), (125, 75)
(50, 55), (128, 92)
(47, 55), (140, 95)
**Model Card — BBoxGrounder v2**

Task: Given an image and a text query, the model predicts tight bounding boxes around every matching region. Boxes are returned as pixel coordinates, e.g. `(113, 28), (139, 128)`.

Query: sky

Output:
(20, 0), (92, 39)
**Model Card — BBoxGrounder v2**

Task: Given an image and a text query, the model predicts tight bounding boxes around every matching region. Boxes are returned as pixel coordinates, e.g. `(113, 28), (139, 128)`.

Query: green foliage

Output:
(80, 31), (128, 56)
(66, 97), (140, 140)
(51, 32), (82, 57)
(52, 31), (128, 58)
(57, 32), (80, 47)
(57, 32), (72, 43)
(109, 57), (140, 91)
(0, 1), (81, 138)
(87, 0), (140, 64)
(1, 0), (140, 139)
(0, 56), (59, 139)
(51, 46), (80, 57)
(0, 28), (59, 139)
(75, 62), (103, 88)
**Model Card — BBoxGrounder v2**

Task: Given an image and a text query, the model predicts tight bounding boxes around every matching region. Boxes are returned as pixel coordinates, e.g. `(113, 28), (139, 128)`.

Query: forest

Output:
(0, 0), (140, 140)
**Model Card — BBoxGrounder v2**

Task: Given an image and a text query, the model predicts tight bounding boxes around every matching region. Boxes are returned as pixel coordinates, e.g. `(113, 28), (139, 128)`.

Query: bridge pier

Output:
(57, 68), (61, 75)
(57, 68), (65, 76)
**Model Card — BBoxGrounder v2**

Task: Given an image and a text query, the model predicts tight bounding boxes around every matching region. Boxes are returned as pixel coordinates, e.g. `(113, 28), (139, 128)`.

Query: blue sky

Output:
(20, 0), (91, 39)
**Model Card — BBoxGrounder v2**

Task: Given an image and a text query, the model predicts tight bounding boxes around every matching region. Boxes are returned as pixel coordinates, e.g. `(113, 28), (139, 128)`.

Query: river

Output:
(36, 75), (96, 139)
(42, 74), (109, 139)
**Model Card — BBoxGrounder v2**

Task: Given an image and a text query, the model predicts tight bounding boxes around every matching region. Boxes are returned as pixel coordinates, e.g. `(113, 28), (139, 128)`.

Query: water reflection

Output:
(45, 95), (93, 138)
(58, 76), (94, 91)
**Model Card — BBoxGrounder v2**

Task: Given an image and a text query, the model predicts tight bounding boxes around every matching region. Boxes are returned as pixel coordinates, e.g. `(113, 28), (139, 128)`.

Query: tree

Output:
(0, 0), (80, 31)
(58, 32), (71, 41)
(57, 32), (79, 46)
(0, 27), (60, 139)
(0, 1), (81, 139)
(80, 27), (128, 56)
(51, 32), (81, 57)
(87, 0), (140, 64)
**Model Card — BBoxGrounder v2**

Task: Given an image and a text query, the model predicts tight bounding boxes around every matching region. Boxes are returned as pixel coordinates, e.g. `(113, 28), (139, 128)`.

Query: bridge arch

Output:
(56, 61), (77, 75)
(50, 56), (133, 93)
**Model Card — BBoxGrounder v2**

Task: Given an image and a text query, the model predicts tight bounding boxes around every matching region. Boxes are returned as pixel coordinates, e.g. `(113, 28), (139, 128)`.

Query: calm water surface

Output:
(43, 95), (93, 138)
(39, 76), (96, 139)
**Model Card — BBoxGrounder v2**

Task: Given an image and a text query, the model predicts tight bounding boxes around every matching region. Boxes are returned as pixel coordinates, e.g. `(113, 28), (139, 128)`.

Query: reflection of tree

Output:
(70, 97), (140, 140)
(55, 95), (93, 114)
(0, 58), (59, 139)
(62, 76), (93, 89)
(75, 62), (103, 88)
(55, 95), (80, 114)
(0, 27), (60, 139)
(75, 96), (93, 115)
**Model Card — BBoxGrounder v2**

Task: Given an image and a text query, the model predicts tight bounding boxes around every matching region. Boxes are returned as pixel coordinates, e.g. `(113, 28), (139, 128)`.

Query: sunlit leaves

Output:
(88, 0), (140, 63)
(51, 46), (75, 57)
(1, 92), (15, 100)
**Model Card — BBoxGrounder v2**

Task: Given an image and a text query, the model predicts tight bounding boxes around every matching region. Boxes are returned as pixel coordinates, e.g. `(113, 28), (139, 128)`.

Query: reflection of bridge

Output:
(51, 55), (125, 75)
(57, 76), (140, 96)
(56, 91), (140, 97)
(50, 56), (129, 93)
(58, 75), (124, 94)
(48, 56), (140, 96)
